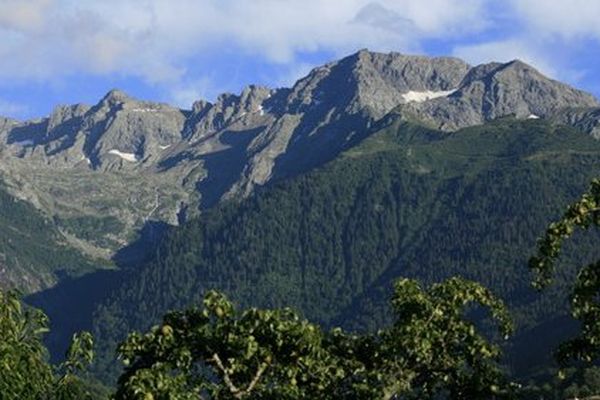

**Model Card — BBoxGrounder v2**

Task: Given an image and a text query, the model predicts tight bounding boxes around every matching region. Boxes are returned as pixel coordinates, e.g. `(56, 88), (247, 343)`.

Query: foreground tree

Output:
(115, 277), (513, 399)
(115, 289), (343, 399)
(379, 278), (513, 398)
(0, 290), (54, 398)
(0, 290), (95, 400)
(529, 178), (600, 365)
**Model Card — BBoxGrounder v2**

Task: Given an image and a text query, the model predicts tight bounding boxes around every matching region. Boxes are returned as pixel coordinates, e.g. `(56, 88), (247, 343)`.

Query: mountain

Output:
(0, 184), (99, 292)
(399, 60), (599, 130)
(552, 106), (600, 139)
(0, 50), (597, 279)
(0, 49), (594, 383)
(86, 116), (600, 382)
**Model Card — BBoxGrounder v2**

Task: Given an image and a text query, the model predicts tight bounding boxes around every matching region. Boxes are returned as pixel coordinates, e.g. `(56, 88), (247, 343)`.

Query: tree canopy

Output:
(530, 178), (600, 366)
(114, 277), (513, 399)
(0, 290), (95, 399)
(5, 175), (600, 398)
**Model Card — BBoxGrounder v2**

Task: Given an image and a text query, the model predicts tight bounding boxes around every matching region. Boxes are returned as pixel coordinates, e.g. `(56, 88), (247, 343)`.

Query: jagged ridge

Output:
(0, 49), (597, 268)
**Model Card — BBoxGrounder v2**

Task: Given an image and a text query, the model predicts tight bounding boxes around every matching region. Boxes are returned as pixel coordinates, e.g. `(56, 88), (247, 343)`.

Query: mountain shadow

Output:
(196, 127), (263, 208)
(25, 219), (173, 363)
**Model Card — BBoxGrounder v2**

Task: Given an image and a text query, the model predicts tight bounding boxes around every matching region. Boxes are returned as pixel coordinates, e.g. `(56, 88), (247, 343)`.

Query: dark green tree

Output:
(115, 289), (343, 399)
(115, 277), (513, 399)
(530, 178), (600, 365)
(378, 277), (513, 398)
(0, 290), (95, 400)
(0, 290), (54, 398)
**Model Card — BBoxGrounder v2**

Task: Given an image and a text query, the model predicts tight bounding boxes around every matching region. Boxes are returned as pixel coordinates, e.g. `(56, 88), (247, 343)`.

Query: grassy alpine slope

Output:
(0, 184), (101, 292)
(91, 116), (600, 382)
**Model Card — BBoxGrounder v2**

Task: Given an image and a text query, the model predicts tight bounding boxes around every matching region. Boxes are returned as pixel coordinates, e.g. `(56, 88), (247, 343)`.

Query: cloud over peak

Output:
(0, 0), (492, 83)
(0, 0), (598, 116)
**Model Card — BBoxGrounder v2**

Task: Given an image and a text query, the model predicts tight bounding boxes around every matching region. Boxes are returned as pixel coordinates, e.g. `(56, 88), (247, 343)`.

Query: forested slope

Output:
(0, 184), (100, 291)
(91, 117), (600, 381)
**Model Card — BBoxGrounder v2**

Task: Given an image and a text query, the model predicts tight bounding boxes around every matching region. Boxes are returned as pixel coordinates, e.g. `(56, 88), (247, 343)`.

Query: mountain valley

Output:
(0, 50), (599, 390)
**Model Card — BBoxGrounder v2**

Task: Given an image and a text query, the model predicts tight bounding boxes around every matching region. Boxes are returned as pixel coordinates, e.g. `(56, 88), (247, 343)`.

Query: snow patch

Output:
(12, 139), (34, 146)
(130, 108), (158, 113)
(108, 149), (138, 162)
(527, 114), (540, 119)
(402, 89), (456, 103)
(159, 144), (171, 150)
(79, 155), (92, 165)
(258, 105), (264, 116)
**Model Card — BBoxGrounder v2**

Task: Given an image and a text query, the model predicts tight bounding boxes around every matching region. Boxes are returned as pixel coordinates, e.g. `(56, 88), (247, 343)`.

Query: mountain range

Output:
(1, 50), (599, 291)
(0, 50), (600, 386)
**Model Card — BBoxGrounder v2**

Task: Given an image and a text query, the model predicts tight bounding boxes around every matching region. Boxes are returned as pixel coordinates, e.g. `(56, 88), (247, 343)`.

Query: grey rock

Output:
(234, 50), (470, 192)
(0, 50), (597, 260)
(400, 60), (599, 130)
(552, 107), (600, 138)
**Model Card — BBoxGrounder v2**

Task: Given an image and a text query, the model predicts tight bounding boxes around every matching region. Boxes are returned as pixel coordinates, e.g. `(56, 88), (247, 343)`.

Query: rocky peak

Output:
(0, 88), (188, 170)
(468, 59), (597, 109)
(286, 49), (471, 118)
(47, 104), (90, 131)
(101, 89), (132, 106)
(0, 51), (598, 201)
(400, 58), (599, 131)
(458, 61), (504, 86)
(239, 85), (272, 111)
(192, 99), (212, 114)
(353, 51), (470, 116)
(1, 49), (600, 256)
(353, 50), (470, 91)
(243, 50), (469, 190)
(186, 85), (275, 141)
(285, 62), (338, 113)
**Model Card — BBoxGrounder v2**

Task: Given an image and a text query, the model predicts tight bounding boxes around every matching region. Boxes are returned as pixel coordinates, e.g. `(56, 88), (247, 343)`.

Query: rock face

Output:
(0, 49), (597, 257)
(2, 89), (186, 170)
(552, 107), (600, 139)
(399, 60), (599, 130)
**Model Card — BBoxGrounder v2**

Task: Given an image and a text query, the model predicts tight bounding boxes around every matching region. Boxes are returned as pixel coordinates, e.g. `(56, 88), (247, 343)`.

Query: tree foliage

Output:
(529, 178), (600, 365)
(0, 290), (95, 399)
(115, 277), (513, 399)
(0, 290), (54, 399)
(380, 278), (513, 398)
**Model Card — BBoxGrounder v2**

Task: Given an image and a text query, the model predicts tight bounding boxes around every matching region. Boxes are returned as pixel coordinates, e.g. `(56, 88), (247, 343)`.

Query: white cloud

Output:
(169, 77), (220, 109)
(453, 39), (557, 78)
(379, 0), (489, 36)
(0, 0), (491, 85)
(0, 0), (52, 33)
(0, 0), (598, 109)
(0, 98), (27, 118)
(509, 0), (600, 41)
(275, 63), (318, 88)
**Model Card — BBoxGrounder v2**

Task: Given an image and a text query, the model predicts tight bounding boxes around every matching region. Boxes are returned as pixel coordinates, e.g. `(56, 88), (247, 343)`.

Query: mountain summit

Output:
(0, 50), (597, 262)
(400, 59), (599, 130)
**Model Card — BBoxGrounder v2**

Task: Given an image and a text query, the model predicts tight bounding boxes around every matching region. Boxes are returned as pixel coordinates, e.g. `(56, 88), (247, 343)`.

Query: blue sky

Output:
(0, 0), (599, 119)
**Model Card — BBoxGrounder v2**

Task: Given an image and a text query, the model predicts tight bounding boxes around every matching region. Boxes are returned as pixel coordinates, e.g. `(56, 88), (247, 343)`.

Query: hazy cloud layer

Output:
(510, 0), (600, 40)
(0, 0), (488, 80)
(0, 97), (27, 118)
(0, 0), (598, 113)
(453, 39), (557, 77)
